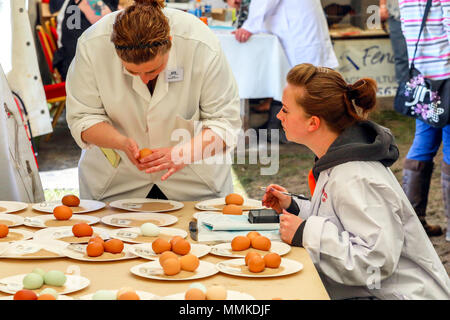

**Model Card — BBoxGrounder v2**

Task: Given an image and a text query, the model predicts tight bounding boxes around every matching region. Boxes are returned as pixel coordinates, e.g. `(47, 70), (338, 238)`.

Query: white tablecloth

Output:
(213, 28), (291, 102)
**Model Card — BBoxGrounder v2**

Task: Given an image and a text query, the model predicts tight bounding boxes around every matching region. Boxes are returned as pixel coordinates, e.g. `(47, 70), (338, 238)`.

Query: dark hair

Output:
(111, 0), (172, 64)
(286, 63), (377, 133)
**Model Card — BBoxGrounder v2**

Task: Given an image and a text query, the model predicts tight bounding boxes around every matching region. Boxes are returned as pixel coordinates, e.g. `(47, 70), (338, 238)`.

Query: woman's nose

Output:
(276, 110), (283, 121)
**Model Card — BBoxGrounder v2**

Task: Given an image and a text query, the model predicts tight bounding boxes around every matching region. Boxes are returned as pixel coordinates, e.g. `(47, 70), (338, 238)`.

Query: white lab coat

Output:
(242, 0), (338, 69)
(66, 8), (241, 202)
(292, 161), (450, 300)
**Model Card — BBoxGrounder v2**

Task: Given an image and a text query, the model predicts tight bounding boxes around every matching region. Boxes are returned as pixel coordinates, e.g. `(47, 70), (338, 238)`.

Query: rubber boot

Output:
(402, 159), (443, 236)
(441, 161), (450, 241)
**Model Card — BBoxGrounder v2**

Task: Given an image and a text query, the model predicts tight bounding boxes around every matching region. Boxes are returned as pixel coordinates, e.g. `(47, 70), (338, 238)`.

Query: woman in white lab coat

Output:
(65, 0), (241, 202)
(263, 64), (450, 299)
(234, 0), (338, 69)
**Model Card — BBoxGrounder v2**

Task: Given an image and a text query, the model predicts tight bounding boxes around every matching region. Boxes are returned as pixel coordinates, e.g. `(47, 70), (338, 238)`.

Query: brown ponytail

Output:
(111, 0), (171, 64)
(286, 64), (377, 133)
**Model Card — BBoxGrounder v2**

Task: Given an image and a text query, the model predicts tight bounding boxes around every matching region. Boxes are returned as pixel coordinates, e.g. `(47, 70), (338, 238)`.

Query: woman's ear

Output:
(307, 116), (321, 132)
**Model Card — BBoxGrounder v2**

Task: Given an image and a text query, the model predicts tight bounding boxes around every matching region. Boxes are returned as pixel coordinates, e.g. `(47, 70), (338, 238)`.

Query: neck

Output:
(306, 130), (339, 159)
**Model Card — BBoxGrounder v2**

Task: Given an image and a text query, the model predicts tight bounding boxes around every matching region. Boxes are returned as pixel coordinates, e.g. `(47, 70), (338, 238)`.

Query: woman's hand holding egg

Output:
(138, 147), (187, 181)
(119, 136), (141, 167)
(279, 210), (303, 245)
(262, 184), (291, 213)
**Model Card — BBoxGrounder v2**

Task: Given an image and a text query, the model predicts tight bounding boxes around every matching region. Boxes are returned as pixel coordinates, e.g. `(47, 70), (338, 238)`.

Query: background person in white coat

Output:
(232, 0), (338, 143)
(263, 64), (449, 299)
(65, 0), (241, 202)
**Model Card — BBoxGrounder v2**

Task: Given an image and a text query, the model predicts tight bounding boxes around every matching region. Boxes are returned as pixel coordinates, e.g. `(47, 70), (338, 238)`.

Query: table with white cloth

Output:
(212, 27), (291, 130)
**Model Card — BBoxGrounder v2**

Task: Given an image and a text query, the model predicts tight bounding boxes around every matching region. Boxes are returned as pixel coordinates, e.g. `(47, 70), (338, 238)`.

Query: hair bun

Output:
(347, 78), (377, 112)
(134, 0), (165, 9)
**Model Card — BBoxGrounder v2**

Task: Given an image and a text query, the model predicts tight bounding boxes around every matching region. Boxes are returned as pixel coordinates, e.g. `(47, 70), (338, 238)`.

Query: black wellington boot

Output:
(402, 159), (443, 237)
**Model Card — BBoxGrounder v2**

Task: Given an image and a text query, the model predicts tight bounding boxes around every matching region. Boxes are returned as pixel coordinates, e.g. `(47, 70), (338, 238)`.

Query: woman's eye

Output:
(282, 108), (288, 113)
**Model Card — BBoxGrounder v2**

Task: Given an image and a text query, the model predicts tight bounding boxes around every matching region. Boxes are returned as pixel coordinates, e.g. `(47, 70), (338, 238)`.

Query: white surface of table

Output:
(213, 29), (291, 102)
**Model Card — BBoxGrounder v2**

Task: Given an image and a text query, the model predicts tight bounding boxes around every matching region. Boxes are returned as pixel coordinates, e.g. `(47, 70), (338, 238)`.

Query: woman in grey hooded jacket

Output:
(263, 64), (449, 300)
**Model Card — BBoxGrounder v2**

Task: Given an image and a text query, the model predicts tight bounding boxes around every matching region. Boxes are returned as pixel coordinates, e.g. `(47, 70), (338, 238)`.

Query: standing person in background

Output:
(380, 0), (409, 84)
(225, 0), (250, 28)
(399, 0), (450, 239)
(53, 0), (119, 80)
(232, 0), (338, 143)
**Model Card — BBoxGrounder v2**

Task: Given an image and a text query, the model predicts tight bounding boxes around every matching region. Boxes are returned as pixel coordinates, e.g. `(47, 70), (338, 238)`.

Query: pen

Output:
(259, 187), (310, 201)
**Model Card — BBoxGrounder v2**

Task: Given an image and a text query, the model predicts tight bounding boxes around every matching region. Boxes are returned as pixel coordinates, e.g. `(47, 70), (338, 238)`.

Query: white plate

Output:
(109, 198), (184, 213)
(210, 241), (291, 258)
(217, 258), (303, 278)
(0, 201), (28, 214)
(79, 290), (157, 300)
(101, 212), (178, 228)
(130, 242), (211, 261)
(193, 211), (249, 220)
(62, 243), (137, 262)
(0, 273), (90, 295)
(32, 199), (105, 214)
(0, 240), (68, 259)
(23, 214), (100, 228)
(109, 227), (187, 244)
(130, 260), (218, 281)
(0, 229), (34, 243)
(195, 198), (265, 211)
(164, 290), (255, 300)
(0, 294), (74, 300)
(0, 214), (25, 227)
(33, 226), (111, 244)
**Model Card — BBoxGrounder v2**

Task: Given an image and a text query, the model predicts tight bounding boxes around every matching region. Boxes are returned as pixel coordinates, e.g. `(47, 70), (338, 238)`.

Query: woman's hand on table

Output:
(233, 28), (252, 43)
(138, 147), (187, 181)
(279, 210), (303, 245)
(262, 184), (291, 213)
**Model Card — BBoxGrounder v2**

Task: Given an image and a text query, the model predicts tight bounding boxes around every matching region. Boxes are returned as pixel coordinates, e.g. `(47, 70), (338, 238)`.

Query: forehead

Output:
(283, 83), (305, 105)
(122, 53), (167, 73)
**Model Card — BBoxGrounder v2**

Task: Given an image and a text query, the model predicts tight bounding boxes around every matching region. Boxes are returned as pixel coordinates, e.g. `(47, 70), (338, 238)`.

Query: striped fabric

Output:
(399, 0), (450, 79)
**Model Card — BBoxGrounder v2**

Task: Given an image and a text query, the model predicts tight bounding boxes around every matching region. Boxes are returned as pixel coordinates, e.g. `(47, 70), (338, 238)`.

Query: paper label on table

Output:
(53, 230), (74, 238)
(117, 231), (139, 239)
(10, 244), (40, 255)
(24, 217), (42, 227)
(111, 218), (132, 226)
(135, 247), (158, 257)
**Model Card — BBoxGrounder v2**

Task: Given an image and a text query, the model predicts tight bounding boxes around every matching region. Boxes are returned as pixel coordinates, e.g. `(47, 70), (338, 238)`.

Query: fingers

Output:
(145, 163), (170, 174)
(161, 168), (177, 181)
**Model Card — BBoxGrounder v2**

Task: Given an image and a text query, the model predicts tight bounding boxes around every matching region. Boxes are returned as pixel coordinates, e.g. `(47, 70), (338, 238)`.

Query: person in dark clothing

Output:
(53, 0), (119, 80)
(50, 0), (66, 13)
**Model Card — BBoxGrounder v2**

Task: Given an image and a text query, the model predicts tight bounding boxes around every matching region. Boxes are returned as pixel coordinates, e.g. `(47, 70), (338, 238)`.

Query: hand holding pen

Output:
(261, 184), (309, 214)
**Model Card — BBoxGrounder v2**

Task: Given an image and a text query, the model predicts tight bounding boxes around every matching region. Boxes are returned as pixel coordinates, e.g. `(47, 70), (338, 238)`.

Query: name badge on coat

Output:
(165, 68), (184, 82)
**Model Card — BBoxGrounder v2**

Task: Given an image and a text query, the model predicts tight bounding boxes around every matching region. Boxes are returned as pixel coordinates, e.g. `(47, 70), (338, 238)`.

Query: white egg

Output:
(188, 282), (207, 293)
(140, 223), (160, 237)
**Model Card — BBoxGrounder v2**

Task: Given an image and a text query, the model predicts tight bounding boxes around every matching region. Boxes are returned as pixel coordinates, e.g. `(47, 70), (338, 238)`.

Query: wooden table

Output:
(0, 202), (330, 300)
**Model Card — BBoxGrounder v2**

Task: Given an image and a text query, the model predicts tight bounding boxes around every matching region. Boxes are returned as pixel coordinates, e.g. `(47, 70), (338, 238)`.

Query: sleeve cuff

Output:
(286, 197), (300, 215)
(291, 220), (307, 247)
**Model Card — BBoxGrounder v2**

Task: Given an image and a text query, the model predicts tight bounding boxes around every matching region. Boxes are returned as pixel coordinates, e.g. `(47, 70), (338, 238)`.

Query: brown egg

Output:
(162, 258), (181, 276)
(0, 224), (9, 238)
(53, 205), (73, 220)
(248, 255), (266, 273)
(225, 193), (244, 205)
(104, 239), (124, 254)
(264, 253), (281, 268)
(231, 236), (251, 251)
(152, 238), (171, 254)
(170, 235), (184, 248)
(61, 194), (80, 207)
(139, 148), (153, 160)
(185, 288), (206, 300)
(86, 242), (104, 257)
(222, 204), (243, 215)
(172, 239), (191, 255)
(180, 254), (200, 272)
(38, 294), (56, 300)
(72, 223), (93, 238)
(88, 236), (104, 246)
(159, 251), (178, 266)
(13, 289), (38, 300)
(245, 251), (262, 266)
(246, 231), (261, 241)
(251, 236), (271, 251)
(118, 291), (140, 300)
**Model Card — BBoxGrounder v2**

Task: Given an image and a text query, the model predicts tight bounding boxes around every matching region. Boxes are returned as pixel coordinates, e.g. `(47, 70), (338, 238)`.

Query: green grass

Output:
(44, 189), (79, 202)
